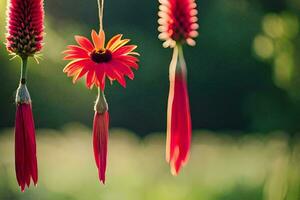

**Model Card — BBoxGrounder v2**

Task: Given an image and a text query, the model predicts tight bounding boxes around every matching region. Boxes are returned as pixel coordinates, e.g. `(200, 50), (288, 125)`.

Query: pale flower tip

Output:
(100, 178), (106, 184)
(186, 38), (196, 46)
(171, 167), (179, 176)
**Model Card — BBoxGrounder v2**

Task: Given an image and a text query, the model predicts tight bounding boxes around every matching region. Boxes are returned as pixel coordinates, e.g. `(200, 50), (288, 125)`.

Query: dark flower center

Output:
(90, 49), (112, 63)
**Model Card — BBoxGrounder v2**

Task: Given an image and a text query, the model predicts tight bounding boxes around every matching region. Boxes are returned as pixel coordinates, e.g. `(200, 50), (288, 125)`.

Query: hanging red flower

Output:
(6, 0), (44, 192)
(158, 0), (199, 175)
(62, 0), (139, 183)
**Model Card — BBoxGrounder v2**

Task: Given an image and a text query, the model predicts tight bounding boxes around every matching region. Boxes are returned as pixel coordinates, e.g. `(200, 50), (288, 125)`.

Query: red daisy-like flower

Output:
(158, 0), (199, 48)
(63, 30), (139, 90)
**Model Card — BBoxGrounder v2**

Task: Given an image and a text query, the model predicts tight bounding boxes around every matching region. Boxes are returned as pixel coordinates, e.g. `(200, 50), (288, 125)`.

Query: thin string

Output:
(97, 0), (104, 31)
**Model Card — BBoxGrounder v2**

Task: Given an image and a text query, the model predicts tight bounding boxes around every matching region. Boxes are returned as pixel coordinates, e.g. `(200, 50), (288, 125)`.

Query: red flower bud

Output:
(158, 0), (199, 48)
(6, 0), (44, 57)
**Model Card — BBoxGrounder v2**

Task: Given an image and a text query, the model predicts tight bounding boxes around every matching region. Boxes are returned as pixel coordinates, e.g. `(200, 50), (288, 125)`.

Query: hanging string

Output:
(97, 0), (104, 31)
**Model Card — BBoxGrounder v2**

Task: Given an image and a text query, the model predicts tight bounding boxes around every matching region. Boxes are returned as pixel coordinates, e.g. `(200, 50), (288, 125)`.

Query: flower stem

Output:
(20, 57), (28, 85)
(97, 0), (104, 31)
(95, 88), (108, 114)
(16, 57), (31, 104)
(176, 44), (187, 75)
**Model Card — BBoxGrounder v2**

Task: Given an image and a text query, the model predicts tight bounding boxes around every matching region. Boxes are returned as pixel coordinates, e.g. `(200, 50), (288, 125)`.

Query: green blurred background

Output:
(0, 0), (300, 199)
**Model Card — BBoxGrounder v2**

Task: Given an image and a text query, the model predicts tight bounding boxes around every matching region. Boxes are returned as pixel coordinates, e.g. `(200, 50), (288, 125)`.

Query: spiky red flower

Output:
(93, 111), (109, 183)
(63, 30), (139, 90)
(6, 0), (44, 57)
(15, 103), (38, 192)
(158, 0), (199, 48)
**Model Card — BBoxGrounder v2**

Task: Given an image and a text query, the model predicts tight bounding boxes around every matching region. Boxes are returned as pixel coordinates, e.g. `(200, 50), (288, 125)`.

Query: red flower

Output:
(158, 0), (199, 48)
(15, 102), (38, 192)
(166, 47), (191, 175)
(93, 111), (109, 183)
(158, 0), (197, 176)
(6, 0), (44, 57)
(63, 30), (139, 90)
(6, 0), (43, 191)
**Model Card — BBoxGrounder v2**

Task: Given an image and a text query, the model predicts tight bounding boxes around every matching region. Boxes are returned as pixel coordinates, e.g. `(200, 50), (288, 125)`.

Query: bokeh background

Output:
(0, 0), (300, 199)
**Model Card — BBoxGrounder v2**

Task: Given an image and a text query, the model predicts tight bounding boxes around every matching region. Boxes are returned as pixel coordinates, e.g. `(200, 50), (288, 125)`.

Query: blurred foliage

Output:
(0, 0), (300, 135)
(0, 127), (300, 200)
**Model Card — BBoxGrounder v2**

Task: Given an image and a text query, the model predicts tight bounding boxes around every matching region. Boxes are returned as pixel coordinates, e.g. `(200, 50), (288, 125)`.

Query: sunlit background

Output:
(0, 0), (300, 199)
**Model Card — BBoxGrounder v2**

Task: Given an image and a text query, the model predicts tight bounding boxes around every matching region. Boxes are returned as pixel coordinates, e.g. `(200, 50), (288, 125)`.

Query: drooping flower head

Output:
(63, 30), (139, 90)
(6, 0), (44, 58)
(158, 0), (199, 48)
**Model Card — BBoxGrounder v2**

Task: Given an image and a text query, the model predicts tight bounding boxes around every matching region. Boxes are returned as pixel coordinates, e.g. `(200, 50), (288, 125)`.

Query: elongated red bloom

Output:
(158, 0), (199, 48)
(6, 0), (44, 57)
(15, 103), (38, 192)
(63, 30), (139, 90)
(93, 111), (109, 183)
(166, 47), (192, 175)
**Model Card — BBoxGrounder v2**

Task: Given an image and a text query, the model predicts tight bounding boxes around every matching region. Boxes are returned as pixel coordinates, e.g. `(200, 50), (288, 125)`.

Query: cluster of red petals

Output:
(158, 0), (199, 48)
(6, 0), (44, 56)
(63, 30), (139, 90)
(15, 103), (38, 192)
(166, 49), (192, 175)
(93, 111), (109, 183)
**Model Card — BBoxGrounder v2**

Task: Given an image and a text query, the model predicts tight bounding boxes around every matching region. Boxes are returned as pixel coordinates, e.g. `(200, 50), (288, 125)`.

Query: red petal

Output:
(106, 34), (123, 50)
(75, 35), (94, 52)
(63, 46), (89, 60)
(104, 63), (117, 81)
(93, 111), (109, 184)
(95, 67), (106, 90)
(114, 57), (139, 70)
(113, 45), (137, 56)
(110, 60), (134, 80)
(72, 67), (89, 83)
(15, 104), (38, 192)
(86, 70), (95, 89)
(166, 51), (191, 176)
(63, 59), (89, 73)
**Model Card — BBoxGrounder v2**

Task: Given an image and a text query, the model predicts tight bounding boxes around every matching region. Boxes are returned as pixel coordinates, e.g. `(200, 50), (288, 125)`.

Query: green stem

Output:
(16, 57), (31, 103)
(20, 57), (28, 84)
